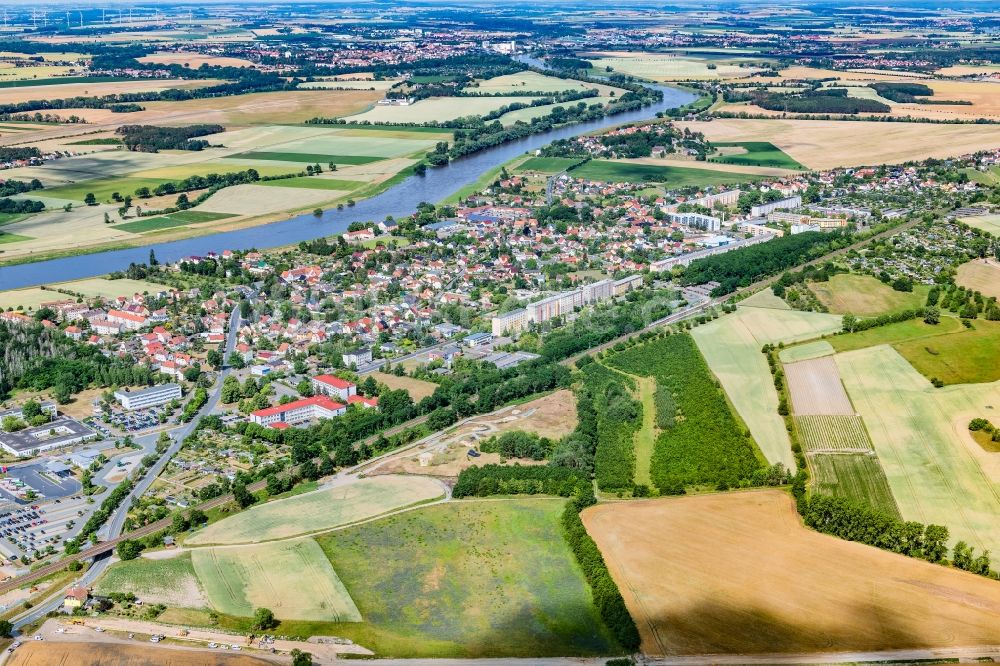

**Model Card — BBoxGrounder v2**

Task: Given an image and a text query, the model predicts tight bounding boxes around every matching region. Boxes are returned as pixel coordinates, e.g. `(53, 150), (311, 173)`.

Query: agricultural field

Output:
(961, 214), (1000, 236)
(257, 177), (365, 191)
(96, 552), (207, 609)
(885, 80), (1000, 122)
(369, 372), (438, 400)
(515, 156), (585, 173)
(196, 183), (349, 216)
(318, 498), (618, 658)
(809, 453), (901, 517)
(795, 415), (873, 453)
(583, 490), (1000, 656)
(499, 96), (616, 126)
(957, 259), (1000, 298)
(784, 356), (855, 416)
(569, 160), (760, 187)
(707, 141), (805, 169)
(809, 273), (929, 315)
(584, 51), (765, 81)
(827, 315), (964, 353)
(137, 51), (256, 68)
(468, 71), (621, 97)
(0, 277), (170, 311)
(186, 475), (444, 546)
(837, 345), (1000, 554)
(115, 211), (236, 234)
(347, 96), (539, 124)
(676, 118), (1000, 170)
(894, 319), (1000, 385)
(300, 79), (398, 91)
(7, 642), (276, 666)
(192, 539), (360, 622)
(691, 304), (841, 470)
(777, 340), (834, 364)
(0, 78), (217, 106)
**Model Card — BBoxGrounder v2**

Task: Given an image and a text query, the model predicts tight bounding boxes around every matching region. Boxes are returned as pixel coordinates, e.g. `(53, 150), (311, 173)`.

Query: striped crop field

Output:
(809, 453), (901, 518)
(795, 415), (873, 453)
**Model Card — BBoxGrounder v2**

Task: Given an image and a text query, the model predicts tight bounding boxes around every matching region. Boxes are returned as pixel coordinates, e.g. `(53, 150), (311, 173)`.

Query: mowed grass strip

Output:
(809, 453), (901, 518)
(582, 490), (1000, 656)
(828, 315), (964, 353)
(192, 539), (360, 622)
(186, 475), (443, 546)
(709, 141), (805, 169)
(258, 177), (364, 191)
(810, 273), (929, 316)
(569, 159), (760, 186)
(234, 151), (384, 165)
(515, 156), (585, 173)
(318, 499), (619, 658)
(0, 232), (32, 244)
(116, 210), (235, 234)
(96, 552), (207, 609)
(894, 319), (1000, 385)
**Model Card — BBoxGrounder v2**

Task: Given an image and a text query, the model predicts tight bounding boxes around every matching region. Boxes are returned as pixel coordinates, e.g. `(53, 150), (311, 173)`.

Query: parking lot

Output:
(90, 405), (164, 434)
(0, 464), (81, 504)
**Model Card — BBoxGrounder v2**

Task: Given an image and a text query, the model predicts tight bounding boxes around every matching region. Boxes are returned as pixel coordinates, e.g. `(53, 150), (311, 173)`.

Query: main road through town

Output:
(0, 82), (695, 290)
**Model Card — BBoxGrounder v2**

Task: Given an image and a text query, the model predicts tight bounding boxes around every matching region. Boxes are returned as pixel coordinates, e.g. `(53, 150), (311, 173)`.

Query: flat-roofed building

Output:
(311, 374), (357, 401)
(114, 383), (181, 411)
(250, 396), (346, 427)
(491, 308), (529, 336)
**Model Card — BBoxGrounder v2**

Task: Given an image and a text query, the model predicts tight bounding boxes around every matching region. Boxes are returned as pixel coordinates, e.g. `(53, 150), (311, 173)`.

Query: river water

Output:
(0, 78), (694, 289)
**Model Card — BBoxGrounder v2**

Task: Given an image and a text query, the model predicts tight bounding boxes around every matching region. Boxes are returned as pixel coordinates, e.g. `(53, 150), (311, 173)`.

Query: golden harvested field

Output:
(370, 371), (438, 400)
(584, 51), (764, 80)
(957, 258), (1000, 298)
(6, 642), (278, 666)
(197, 183), (349, 216)
(743, 66), (931, 83)
(0, 79), (218, 106)
(677, 118), (1000, 169)
(138, 52), (256, 68)
(349, 96), (539, 124)
(469, 71), (621, 97)
(937, 64), (1000, 77)
(583, 490), (1000, 656)
(784, 356), (855, 415)
(888, 80), (1000, 121)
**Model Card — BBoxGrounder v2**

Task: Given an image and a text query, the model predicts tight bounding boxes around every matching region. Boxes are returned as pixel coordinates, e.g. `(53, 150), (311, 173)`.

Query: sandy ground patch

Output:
(583, 490), (1000, 656)
(677, 118), (1000, 169)
(197, 183), (347, 216)
(369, 372), (437, 400)
(784, 356), (856, 416)
(957, 258), (1000, 298)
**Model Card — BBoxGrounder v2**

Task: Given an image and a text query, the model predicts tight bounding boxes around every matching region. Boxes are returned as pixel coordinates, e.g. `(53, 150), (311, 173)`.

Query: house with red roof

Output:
(311, 374), (357, 401)
(250, 396), (346, 427)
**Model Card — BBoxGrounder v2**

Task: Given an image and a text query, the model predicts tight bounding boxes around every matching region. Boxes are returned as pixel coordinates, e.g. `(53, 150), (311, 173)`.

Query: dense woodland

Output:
(116, 124), (224, 152)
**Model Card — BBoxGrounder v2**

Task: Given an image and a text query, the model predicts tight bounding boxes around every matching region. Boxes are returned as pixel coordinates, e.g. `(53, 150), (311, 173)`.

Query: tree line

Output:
(116, 124), (224, 153)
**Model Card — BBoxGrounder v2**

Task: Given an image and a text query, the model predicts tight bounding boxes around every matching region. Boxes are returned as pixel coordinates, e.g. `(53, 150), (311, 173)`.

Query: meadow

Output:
(96, 552), (206, 609)
(583, 490), (1000, 655)
(186, 475), (444, 546)
(827, 315), (964, 353)
(961, 214), (1000, 236)
(837, 345), (1000, 555)
(0, 277), (171, 311)
(369, 371), (438, 400)
(515, 156), (585, 173)
(677, 118), (1000, 170)
(191, 539), (361, 622)
(347, 96), (539, 124)
(894, 319), (1000, 385)
(708, 141), (804, 169)
(469, 71), (620, 97)
(115, 211), (235, 234)
(585, 52), (764, 81)
(691, 304), (841, 470)
(809, 273), (929, 315)
(498, 96), (616, 126)
(569, 160), (760, 187)
(318, 498), (618, 658)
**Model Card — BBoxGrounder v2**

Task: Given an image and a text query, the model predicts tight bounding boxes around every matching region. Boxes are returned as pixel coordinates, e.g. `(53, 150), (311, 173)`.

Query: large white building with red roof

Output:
(311, 374), (357, 401)
(250, 396), (346, 427)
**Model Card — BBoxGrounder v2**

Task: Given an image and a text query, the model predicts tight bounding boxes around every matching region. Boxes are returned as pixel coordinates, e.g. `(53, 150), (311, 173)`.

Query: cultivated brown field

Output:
(7, 641), (278, 666)
(583, 490), (1000, 656)
(677, 118), (1000, 169)
(957, 258), (1000, 298)
(138, 52), (256, 69)
(370, 371), (438, 400)
(784, 356), (855, 415)
(0, 79), (218, 106)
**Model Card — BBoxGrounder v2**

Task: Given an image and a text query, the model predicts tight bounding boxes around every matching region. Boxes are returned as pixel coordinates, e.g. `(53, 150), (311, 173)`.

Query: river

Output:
(0, 76), (694, 290)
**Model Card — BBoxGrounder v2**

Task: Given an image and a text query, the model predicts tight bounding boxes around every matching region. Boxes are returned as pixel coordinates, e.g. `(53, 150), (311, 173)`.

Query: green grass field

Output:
(258, 177), (364, 191)
(115, 211), (235, 234)
(45, 177), (170, 203)
(186, 475), (444, 546)
(828, 316), (964, 353)
(960, 214), (1000, 236)
(778, 340), (835, 364)
(0, 232), (31, 244)
(192, 539), (360, 622)
(515, 157), (585, 173)
(709, 141), (805, 169)
(96, 553), (206, 608)
(569, 160), (760, 187)
(317, 499), (618, 658)
(963, 166), (1000, 187)
(233, 151), (385, 165)
(837, 345), (1000, 555)
(810, 273), (929, 316)
(895, 319), (1000, 385)
(632, 375), (656, 487)
(809, 453), (901, 518)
